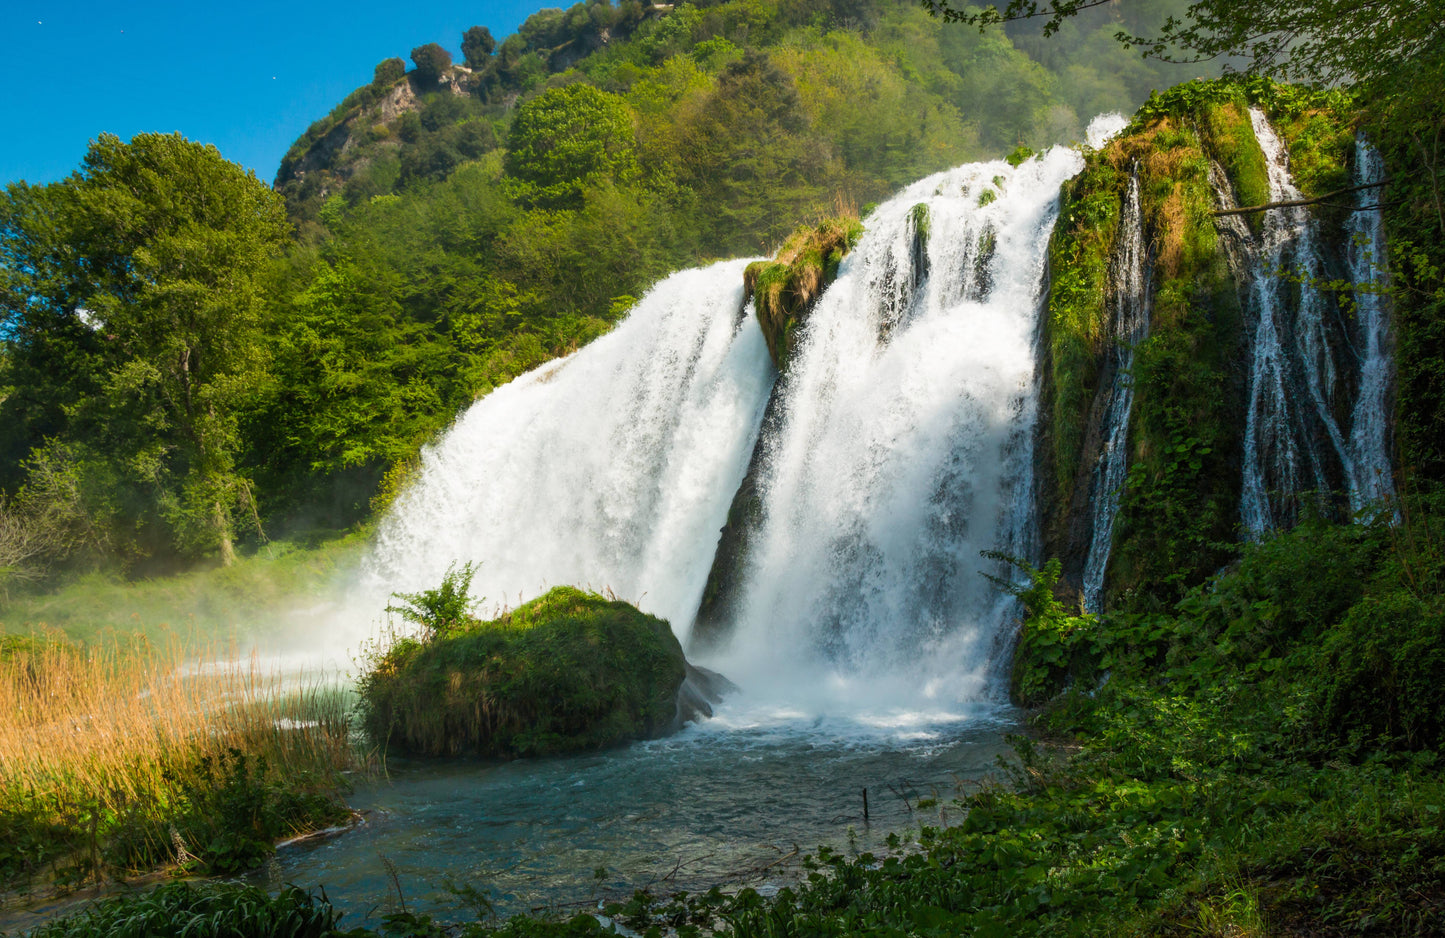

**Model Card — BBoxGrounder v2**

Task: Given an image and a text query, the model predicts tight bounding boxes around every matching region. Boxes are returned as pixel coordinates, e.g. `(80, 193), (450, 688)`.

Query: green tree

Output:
(0, 181), (105, 494)
(372, 56), (406, 89)
(503, 84), (640, 209)
(410, 43), (453, 83)
(918, 0), (1442, 87)
(2, 134), (289, 564)
(462, 26), (496, 68)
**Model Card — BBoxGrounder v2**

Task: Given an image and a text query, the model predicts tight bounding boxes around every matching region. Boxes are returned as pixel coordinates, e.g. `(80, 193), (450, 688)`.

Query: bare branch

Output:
(1212, 180), (1390, 217)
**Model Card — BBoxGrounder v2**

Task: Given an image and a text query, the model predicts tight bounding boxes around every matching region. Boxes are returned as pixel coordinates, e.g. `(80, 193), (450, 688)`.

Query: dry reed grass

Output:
(0, 632), (358, 884)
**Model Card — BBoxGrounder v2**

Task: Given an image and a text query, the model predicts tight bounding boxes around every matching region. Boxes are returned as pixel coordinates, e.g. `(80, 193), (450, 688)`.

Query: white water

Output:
(363, 260), (773, 633)
(1081, 168), (1150, 613)
(1240, 108), (1352, 536)
(1346, 138), (1397, 514)
(354, 131), (1100, 722)
(702, 143), (1090, 713)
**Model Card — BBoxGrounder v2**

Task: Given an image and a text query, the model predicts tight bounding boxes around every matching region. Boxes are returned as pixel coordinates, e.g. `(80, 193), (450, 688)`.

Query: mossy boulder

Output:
(359, 586), (688, 757)
(744, 215), (864, 371)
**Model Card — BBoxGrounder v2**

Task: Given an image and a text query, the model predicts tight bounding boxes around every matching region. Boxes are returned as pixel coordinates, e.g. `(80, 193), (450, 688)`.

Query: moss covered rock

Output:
(744, 215), (864, 371)
(359, 586), (687, 757)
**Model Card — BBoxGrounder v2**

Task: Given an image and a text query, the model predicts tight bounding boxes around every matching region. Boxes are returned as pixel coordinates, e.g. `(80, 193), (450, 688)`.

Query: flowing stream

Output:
(1239, 108), (1353, 535)
(1081, 168), (1149, 613)
(1345, 138), (1396, 513)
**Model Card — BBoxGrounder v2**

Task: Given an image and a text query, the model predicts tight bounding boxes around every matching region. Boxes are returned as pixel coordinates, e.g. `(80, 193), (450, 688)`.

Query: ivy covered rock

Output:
(359, 585), (692, 757)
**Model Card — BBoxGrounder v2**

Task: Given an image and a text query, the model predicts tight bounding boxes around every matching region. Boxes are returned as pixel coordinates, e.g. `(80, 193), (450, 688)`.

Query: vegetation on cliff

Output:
(1040, 77), (1369, 608)
(744, 215), (863, 370)
(359, 580), (686, 758)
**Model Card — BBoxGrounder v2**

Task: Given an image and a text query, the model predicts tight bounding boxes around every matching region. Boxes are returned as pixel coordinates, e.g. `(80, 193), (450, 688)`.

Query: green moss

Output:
(1041, 157), (1124, 551)
(1108, 115), (1244, 607)
(359, 585), (686, 758)
(745, 215), (864, 371)
(1200, 101), (1270, 234)
(1040, 83), (1256, 608)
(977, 188), (996, 207)
(1005, 145), (1036, 167)
(908, 202), (931, 241)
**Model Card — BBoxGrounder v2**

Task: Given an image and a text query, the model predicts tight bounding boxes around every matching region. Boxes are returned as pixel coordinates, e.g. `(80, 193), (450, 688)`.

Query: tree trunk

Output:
(215, 500), (236, 567)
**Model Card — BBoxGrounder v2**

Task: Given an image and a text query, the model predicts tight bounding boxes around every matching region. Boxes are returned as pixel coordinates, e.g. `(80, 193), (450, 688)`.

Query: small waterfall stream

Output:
(1346, 138), (1397, 513)
(1081, 168), (1150, 614)
(1239, 108), (1352, 536)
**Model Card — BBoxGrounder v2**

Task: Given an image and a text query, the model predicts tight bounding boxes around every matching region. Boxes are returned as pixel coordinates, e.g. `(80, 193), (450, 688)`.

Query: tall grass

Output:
(0, 633), (360, 888)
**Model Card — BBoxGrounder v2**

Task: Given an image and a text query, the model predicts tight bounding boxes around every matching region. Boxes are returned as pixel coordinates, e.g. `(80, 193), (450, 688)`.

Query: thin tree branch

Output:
(1212, 180), (1390, 217)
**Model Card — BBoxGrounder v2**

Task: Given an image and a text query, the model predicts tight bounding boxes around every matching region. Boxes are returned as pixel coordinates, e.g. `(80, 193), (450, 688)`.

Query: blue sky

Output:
(2, 1), (551, 188)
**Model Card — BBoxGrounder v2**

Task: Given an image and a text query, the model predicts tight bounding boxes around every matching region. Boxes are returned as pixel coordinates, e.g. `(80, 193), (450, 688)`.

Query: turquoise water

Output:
(257, 704), (1018, 927)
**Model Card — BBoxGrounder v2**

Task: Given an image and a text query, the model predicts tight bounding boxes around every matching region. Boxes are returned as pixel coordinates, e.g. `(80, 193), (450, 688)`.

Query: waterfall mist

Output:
(363, 260), (773, 635)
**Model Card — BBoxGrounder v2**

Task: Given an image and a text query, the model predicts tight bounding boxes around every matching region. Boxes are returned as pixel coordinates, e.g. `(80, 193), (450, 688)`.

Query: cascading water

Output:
(698, 141), (1097, 712)
(276, 142), (1106, 912)
(1081, 168), (1150, 614)
(363, 260), (774, 633)
(1239, 107), (1353, 536)
(1345, 138), (1397, 513)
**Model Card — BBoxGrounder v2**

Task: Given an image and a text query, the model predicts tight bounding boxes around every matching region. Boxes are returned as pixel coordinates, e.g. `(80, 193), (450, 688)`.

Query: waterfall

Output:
(358, 116), (1117, 716)
(1081, 168), (1150, 614)
(1345, 138), (1397, 514)
(700, 142), (1092, 711)
(363, 260), (774, 633)
(1239, 108), (1353, 536)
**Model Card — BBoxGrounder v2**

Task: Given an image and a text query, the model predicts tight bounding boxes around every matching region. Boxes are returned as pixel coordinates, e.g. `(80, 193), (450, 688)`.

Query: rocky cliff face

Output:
(1038, 79), (1379, 610)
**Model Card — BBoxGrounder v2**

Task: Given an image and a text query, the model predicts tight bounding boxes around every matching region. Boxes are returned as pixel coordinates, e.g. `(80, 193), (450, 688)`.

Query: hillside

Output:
(0, 0), (1208, 581)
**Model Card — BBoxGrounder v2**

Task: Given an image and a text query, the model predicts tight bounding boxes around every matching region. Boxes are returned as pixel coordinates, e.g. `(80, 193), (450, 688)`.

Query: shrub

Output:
(0, 636), (355, 885)
(21, 882), (340, 938)
(372, 57), (406, 89)
(462, 26), (496, 68)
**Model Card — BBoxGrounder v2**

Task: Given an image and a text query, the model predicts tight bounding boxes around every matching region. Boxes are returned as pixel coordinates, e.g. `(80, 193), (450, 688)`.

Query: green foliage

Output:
(1005, 144), (1036, 167)
(993, 556), (1097, 706)
(410, 43), (452, 83)
(1199, 99), (1269, 232)
(159, 747), (350, 874)
(1041, 157), (1122, 552)
(1041, 81), (1261, 609)
(462, 26), (496, 69)
(0, 133), (290, 566)
(744, 214), (864, 370)
(18, 882), (341, 938)
(504, 85), (640, 209)
(373, 57), (406, 89)
(385, 561), (480, 640)
(358, 585), (687, 758)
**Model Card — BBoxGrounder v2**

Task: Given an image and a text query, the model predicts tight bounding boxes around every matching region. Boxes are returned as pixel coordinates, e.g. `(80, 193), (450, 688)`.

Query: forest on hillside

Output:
(0, 0), (1206, 586)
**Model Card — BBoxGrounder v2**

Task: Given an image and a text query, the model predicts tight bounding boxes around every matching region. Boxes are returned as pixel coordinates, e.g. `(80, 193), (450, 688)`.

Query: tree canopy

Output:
(919, 0), (1443, 86)
(0, 133), (289, 564)
(462, 26), (496, 68)
(410, 43), (453, 83)
(503, 84), (641, 209)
